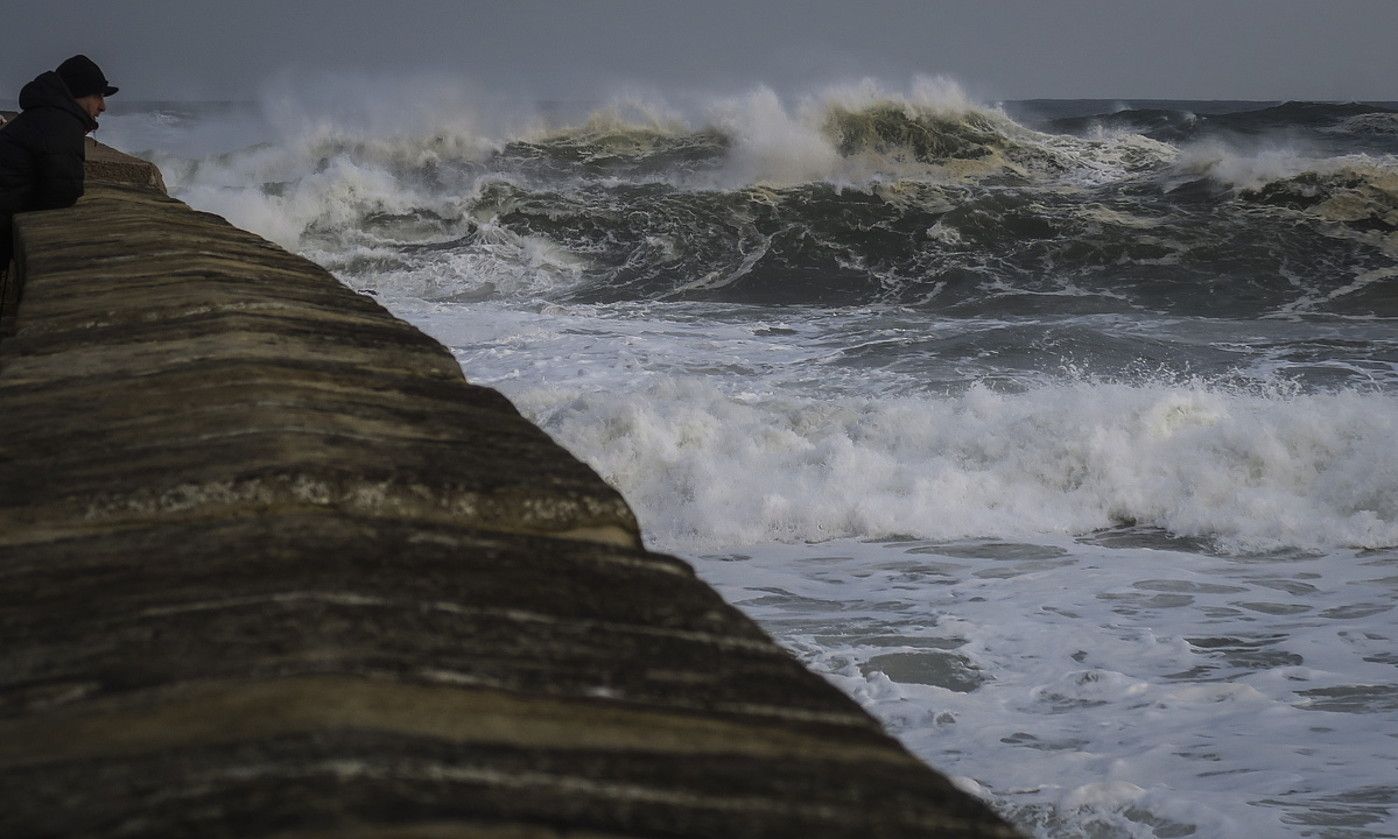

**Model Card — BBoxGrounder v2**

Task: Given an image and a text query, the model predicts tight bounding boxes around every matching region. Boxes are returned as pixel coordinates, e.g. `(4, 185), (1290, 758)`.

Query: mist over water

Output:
(102, 76), (1398, 838)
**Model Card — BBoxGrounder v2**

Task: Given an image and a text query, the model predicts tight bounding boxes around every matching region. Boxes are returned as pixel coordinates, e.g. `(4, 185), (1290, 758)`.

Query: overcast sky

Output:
(2, 0), (1395, 104)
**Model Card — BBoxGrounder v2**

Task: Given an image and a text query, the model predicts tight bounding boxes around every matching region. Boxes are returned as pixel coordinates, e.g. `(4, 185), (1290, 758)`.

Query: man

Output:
(0, 54), (118, 277)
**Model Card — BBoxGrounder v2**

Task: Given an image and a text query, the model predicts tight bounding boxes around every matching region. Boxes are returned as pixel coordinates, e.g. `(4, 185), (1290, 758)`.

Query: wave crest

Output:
(1174, 146), (1398, 258)
(522, 377), (1398, 553)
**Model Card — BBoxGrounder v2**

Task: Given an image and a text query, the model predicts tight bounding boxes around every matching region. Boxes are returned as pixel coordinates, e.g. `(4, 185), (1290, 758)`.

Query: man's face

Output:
(73, 94), (105, 126)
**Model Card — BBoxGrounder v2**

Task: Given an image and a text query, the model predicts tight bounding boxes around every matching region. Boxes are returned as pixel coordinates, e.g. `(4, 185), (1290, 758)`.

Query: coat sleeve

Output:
(31, 113), (85, 210)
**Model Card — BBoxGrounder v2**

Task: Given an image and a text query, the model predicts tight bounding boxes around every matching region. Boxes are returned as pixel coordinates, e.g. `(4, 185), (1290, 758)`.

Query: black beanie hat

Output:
(56, 54), (118, 98)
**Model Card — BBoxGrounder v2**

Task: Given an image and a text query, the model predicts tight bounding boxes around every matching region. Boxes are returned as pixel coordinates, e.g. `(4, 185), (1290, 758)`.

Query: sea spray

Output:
(517, 375), (1398, 553)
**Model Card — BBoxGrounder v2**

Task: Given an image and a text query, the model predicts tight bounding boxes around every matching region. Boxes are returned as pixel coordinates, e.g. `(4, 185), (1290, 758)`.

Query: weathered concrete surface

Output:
(83, 134), (168, 193)
(1, 184), (640, 547)
(0, 151), (1018, 837)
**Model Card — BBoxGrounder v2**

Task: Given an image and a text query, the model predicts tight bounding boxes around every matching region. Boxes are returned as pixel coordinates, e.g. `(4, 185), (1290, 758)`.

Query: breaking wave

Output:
(518, 375), (1398, 553)
(118, 80), (1398, 318)
(1049, 100), (1398, 144)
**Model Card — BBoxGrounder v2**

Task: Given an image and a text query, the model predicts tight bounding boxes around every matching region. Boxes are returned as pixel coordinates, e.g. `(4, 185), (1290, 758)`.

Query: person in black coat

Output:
(0, 55), (118, 273)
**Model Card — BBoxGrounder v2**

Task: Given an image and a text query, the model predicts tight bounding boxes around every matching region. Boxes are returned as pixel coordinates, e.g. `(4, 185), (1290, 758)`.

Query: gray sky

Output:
(2, 0), (1395, 103)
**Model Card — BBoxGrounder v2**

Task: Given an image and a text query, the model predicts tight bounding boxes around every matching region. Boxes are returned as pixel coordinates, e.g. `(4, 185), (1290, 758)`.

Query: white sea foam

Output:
(109, 72), (510, 251)
(1173, 140), (1398, 192)
(713, 76), (981, 187)
(691, 533), (1398, 838)
(703, 76), (1174, 187)
(122, 75), (1183, 256)
(514, 376), (1398, 554)
(345, 219), (589, 301)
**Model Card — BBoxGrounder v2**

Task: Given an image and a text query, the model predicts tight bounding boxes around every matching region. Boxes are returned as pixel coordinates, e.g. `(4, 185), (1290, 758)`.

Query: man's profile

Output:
(0, 54), (118, 278)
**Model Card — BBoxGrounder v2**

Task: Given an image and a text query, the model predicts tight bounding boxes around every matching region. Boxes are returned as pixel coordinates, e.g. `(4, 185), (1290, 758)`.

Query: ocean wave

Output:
(1171, 146), (1398, 261)
(1333, 112), (1398, 136)
(500, 101), (730, 179)
(124, 83), (1395, 317)
(1175, 144), (1398, 193)
(1049, 108), (1202, 143)
(149, 78), (1180, 246)
(434, 174), (1391, 314)
(518, 376), (1398, 554)
(1050, 101), (1398, 146)
(1214, 101), (1398, 132)
(560, 79), (1176, 187)
(820, 99), (1174, 185)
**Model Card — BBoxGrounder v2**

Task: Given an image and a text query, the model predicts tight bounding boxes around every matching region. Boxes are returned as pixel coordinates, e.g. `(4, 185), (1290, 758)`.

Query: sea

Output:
(85, 77), (1398, 838)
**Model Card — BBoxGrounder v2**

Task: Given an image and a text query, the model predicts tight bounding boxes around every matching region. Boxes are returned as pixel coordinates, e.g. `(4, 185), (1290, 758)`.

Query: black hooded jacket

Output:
(1, 71), (97, 218)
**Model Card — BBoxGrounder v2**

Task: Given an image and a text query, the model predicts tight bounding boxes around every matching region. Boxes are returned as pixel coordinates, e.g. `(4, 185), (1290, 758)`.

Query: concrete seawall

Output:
(0, 145), (1016, 837)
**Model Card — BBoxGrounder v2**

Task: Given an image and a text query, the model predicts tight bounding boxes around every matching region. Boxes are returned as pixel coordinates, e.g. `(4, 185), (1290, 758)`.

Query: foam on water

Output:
(393, 300), (1398, 557)
(687, 535), (1398, 837)
(1172, 141), (1398, 193)
(107, 76), (1186, 253)
(516, 376), (1397, 553)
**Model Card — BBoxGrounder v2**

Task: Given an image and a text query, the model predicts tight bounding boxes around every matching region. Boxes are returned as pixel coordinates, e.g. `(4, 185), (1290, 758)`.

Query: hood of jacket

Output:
(18, 70), (98, 132)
